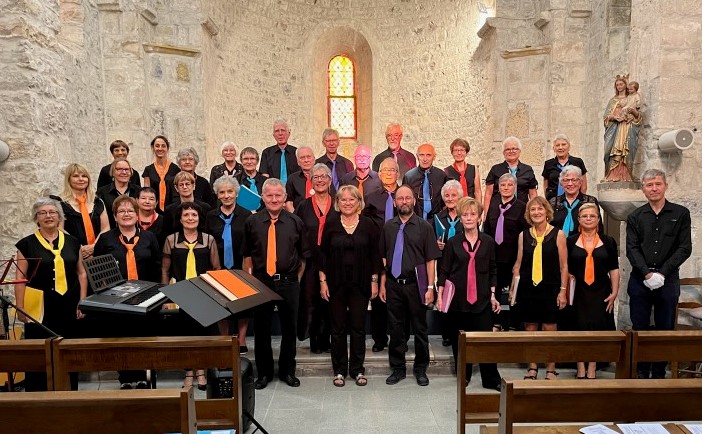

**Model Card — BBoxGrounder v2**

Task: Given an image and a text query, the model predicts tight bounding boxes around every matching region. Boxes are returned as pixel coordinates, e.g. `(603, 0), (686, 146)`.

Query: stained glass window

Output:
(328, 55), (356, 138)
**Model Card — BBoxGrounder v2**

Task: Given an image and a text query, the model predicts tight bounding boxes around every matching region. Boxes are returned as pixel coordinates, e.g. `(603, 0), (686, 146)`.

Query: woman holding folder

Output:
(15, 197), (88, 391)
(567, 203), (619, 379)
(436, 197), (501, 391)
(162, 201), (221, 390)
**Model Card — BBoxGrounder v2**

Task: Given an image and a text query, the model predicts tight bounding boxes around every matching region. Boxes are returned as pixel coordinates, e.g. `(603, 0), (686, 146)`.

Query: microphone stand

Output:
(0, 295), (59, 338)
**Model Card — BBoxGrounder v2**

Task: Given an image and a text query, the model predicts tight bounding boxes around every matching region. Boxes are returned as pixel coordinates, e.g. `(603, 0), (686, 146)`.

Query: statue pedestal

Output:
(596, 181), (646, 221)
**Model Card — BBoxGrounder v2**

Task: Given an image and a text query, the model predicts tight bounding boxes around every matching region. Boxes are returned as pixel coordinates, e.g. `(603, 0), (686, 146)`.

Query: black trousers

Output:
(254, 279), (300, 379)
(370, 297), (388, 347)
(298, 262), (330, 349)
(386, 280), (429, 372)
(447, 308), (501, 388)
(628, 273), (680, 378)
(329, 279), (370, 378)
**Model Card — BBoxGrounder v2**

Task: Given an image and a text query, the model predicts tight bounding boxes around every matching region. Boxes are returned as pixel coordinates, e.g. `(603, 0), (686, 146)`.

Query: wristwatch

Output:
(371, 276), (379, 283)
(427, 285), (435, 290)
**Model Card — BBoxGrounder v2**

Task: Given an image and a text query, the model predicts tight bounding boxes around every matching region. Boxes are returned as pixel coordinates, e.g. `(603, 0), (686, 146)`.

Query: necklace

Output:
(341, 215), (359, 229)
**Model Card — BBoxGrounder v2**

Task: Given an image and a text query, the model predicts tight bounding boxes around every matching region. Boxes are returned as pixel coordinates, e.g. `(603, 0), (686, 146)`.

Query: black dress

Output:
(51, 195), (105, 246)
(142, 162), (180, 213)
(515, 227), (562, 324)
(567, 234), (618, 331)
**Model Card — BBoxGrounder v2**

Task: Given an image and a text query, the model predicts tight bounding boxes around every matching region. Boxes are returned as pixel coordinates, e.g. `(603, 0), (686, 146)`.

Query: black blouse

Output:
(541, 156), (588, 201)
(97, 164), (142, 190)
(142, 162), (180, 212)
(51, 195), (105, 246)
(567, 233), (619, 290)
(97, 183), (140, 229)
(318, 215), (381, 297)
(171, 174), (217, 209)
(444, 163), (477, 197)
(162, 231), (219, 281)
(437, 232), (497, 313)
(209, 162), (244, 186)
(294, 196), (339, 259)
(204, 205), (252, 270)
(549, 193), (600, 237)
(482, 197), (528, 264)
(484, 161), (538, 205)
(93, 228), (161, 283)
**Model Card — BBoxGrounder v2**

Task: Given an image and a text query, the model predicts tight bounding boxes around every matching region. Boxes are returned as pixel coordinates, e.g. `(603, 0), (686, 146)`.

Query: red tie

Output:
(453, 163), (469, 197)
(304, 173), (313, 198)
(463, 240), (481, 304)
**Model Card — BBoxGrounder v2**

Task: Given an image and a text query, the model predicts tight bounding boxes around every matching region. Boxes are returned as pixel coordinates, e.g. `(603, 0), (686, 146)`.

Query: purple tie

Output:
(385, 192), (394, 222)
(391, 223), (405, 278)
(464, 240), (481, 304)
(331, 159), (339, 190)
(495, 202), (512, 245)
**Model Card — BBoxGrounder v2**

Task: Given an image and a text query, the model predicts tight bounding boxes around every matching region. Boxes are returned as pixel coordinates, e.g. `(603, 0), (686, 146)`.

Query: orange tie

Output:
(266, 218), (277, 276)
(453, 163), (469, 197)
(580, 233), (599, 285)
(119, 234), (140, 280)
(75, 195), (96, 244)
(154, 159), (171, 211)
(357, 178), (366, 196)
(304, 173), (313, 198)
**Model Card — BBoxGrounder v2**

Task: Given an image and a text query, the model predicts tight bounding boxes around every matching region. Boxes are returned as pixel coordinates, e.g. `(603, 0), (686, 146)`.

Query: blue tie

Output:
(391, 223), (405, 278)
(220, 213), (234, 269)
(280, 148), (287, 184)
(556, 163), (566, 196)
(562, 199), (580, 236)
(331, 160), (339, 190)
(384, 191), (394, 222)
(447, 218), (458, 239)
(509, 167), (518, 198)
(422, 171), (431, 219)
(247, 176), (258, 194)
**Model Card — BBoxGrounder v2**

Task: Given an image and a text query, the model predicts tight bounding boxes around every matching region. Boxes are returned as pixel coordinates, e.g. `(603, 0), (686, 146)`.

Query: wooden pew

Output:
(0, 387), (196, 434)
(52, 336), (241, 432)
(457, 331), (631, 433)
(0, 338), (54, 390)
(498, 378), (702, 434)
(630, 330), (702, 378)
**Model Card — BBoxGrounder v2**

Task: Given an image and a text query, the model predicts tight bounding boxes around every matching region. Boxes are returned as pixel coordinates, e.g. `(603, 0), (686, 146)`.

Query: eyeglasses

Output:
(177, 182), (193, 188)
(312, 175), (329, 181)
(114, 168), (131, 172)
(324, 139), (339, 144)
(37, 210), (59, 217)
(117, 209), (136, 215)
(562, 178), (581, 184)
(379, 168), (398, 173)
(355, 155), (371, 160)
(504, 148), (520, 152)
(386, 134), (402, 139)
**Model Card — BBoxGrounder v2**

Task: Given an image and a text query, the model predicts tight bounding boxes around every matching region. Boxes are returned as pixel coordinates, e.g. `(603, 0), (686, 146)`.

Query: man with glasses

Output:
(259, 118), (300, 183)
(401, 143), (448, 221)
(483, 136), (537, 210)
(316, 128), (354, 192)
(372, 123), (417, 178)
(340, 144), (381, 198)
(285, 146), (317, 212)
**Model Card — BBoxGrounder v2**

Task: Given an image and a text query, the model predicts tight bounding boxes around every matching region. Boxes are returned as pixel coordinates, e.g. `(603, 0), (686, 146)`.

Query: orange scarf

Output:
(75, 194), (96, 244)
(452, 163), (469, 197)
(118, 234), (140, 280)
(154, 159), (171, 211)
(312, 194), (332, 245)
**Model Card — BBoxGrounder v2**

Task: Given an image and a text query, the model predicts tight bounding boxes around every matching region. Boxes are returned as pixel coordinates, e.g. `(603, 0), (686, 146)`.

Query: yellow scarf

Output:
(34, 230), (68, 295)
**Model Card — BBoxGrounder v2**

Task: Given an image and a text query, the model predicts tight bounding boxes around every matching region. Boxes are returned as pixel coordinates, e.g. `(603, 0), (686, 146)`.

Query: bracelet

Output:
(427, 285), (435, 290)
(320, 279), (326, 283)
(371, 276), (379, 283)
(559, 286), (567, 291)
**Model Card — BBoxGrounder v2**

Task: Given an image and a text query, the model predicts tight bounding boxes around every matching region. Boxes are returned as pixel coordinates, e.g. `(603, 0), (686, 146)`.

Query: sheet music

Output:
(580, 424), (619, 434)
(617, 424), (670, 434)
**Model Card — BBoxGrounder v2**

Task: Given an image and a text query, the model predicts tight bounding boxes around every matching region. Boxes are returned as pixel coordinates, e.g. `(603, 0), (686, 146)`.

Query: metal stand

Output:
(244, 410), (270, 434)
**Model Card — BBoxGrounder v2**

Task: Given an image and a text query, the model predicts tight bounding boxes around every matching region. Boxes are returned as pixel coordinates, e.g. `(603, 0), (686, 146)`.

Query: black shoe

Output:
(239, 345), (248, 355)
(135, 381), (148, 389)
(441, 338), (451, 347)
(281, 374), (301, 387)
(651, 372), (666, 379)
(484, 383), (501, 392)
(372, 343), (386, 352)
(385, 370), (406, 385)
(637, 371), (650, 379)
(255, 377), (270, 390)
(119, 382), (133, 390)
(415, 371), (429, 386)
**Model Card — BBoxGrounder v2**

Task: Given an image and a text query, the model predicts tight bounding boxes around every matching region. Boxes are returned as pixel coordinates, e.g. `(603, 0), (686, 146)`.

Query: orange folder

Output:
(205, 270), (257, 299)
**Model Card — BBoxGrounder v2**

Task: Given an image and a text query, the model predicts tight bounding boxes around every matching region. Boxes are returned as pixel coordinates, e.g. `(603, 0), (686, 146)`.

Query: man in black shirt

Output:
(259, 118), (300, 183)
(401, 143), (448, 221)
(340, 144), (381, 198)
(316, 128), (353, 191)
(242, 178), (311, 389)
(285, 146), (316, 212)
(626, 169), (692, 379)
(372, 123), (417, 178)
(379, 184), (441, 386)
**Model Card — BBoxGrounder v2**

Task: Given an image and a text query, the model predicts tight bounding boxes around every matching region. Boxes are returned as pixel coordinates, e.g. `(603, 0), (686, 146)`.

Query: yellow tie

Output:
(531, 227), (548, 286)
(266, 218), (277, 276)
(34, 230), (68, 295)
(184, 241), (197, 279)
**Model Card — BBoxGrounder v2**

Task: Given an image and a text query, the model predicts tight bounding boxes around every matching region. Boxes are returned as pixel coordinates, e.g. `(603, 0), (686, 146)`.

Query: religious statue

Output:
(603, 74), (642, 182)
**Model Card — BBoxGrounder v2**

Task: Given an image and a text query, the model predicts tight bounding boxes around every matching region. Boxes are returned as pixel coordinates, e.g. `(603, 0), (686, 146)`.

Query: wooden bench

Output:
(52, 335), (241, 431)
(630, 330), (702, 378)
(0, 387), (196, 434)
(498, 378), (702, 434)
(0, 338), (54, 390)
(457, 331), (631, 433)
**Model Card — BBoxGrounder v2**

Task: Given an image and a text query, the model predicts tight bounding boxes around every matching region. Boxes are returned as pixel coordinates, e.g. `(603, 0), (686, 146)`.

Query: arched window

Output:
(327, 55), (357, 139)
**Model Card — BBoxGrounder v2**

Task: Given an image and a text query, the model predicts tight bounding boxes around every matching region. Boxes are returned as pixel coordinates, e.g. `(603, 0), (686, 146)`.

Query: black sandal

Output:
(355, 373), (367, 386)
(333, 374), (345, 387)
(545, 370), (559, 380)
(523, 368), (538, 380)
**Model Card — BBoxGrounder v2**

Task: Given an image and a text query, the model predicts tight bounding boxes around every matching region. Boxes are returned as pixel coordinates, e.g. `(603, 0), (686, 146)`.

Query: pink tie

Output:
(463, 240), (481, 304)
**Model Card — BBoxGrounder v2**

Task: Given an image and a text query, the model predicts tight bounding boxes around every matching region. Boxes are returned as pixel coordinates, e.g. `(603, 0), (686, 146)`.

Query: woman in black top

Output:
(53, 163), (109, 259)
(437, 197), (501, 390)
(236, 147), (266, 212)
(96, 139), (142, 189)
(142, 135), (180, 213)
(162, 201), (221, 390)
(209, 141), (244, 185)
(295, 164), (338, 353)
(97, 158), (140, 228)
(443, 138), (481, 200)
(549, 165), (599, 238)
(511, 196), (568, 380)
(483, 136), (538, 209)
(319, 185), (380, 387)
(205, 176), (252, 352)
(174, 147), (217, 208)
(567, 203), (619, 379)
(136, 187), (166, 248)
(542, 134), (588, 201)
(15, 198), (88, 391)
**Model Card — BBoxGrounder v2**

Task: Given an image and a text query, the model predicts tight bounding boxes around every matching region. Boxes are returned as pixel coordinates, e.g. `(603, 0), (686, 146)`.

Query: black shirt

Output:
(432, 209), (463, 242)
(241, 209), (312, 276)
(142, 162), (181, 213)
(401, 166), (449, 221)
(97, 164), (141, 190)
(285, 170), (313, 211)
(163, 199), (212, 234)
(363, 187), (398, 230)
(162, 231), (220, 281)
(97, 183), (140, 229)
(340, 170), (382, 198)
(626, 200), (692, 279)
(138, 213), (167, 249)
(294, 195), (339, 258)
(484, 161), (538, 205)
(209, 162), (244, 186)
(316, 154), (354, 189)
(319, 215), (382, 297)
(259, 144), (300, 180)
(436, 231), (497, 313)
(372, 147), (417, 179)
(236, 171), (266, 211)
(444, 163), (477, 197)
(93, 228), (161, 283)
(51, 195), (105, 246)
(204, 205), (252, 270)
(379, 213), (441, 279)
(170, 174), (217, 209)
(541, 156), (587, 201)
(482, 197), (528, 264)
(549, 193), (600, 237)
